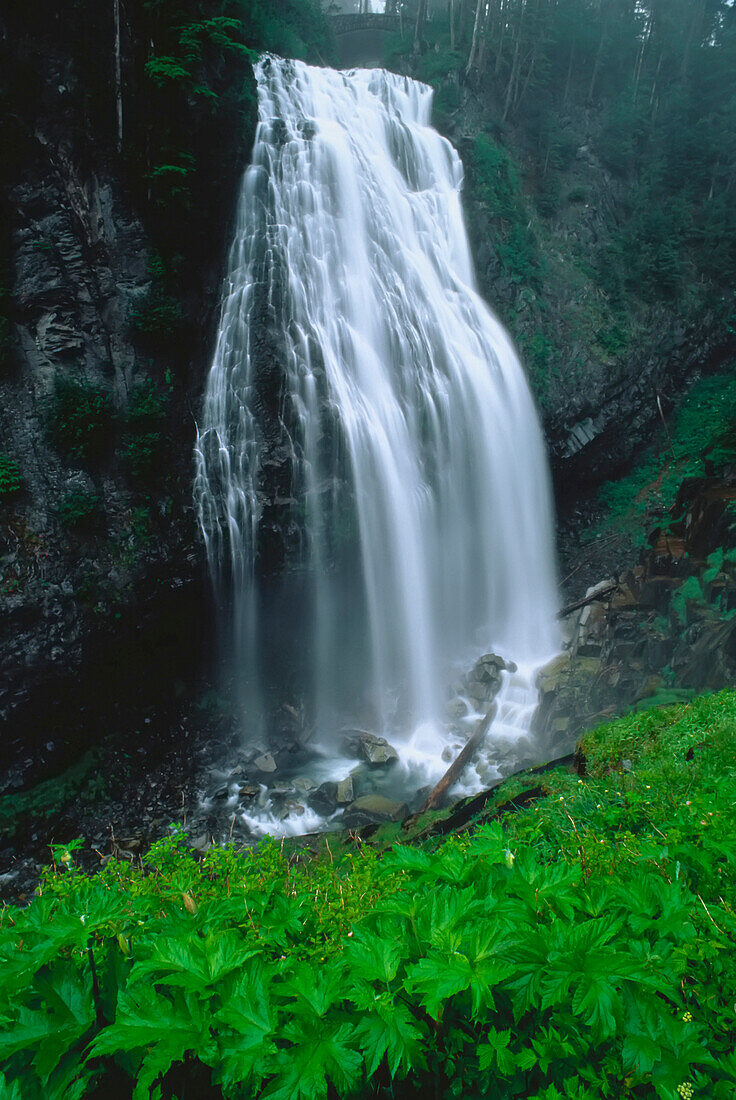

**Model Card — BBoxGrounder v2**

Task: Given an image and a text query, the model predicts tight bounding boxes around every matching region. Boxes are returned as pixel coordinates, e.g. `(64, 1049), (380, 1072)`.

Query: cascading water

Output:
(194, 56), (559, 827)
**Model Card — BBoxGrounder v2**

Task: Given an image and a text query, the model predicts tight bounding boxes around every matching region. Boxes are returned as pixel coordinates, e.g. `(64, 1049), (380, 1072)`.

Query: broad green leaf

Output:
(354, 996), (426, 1077)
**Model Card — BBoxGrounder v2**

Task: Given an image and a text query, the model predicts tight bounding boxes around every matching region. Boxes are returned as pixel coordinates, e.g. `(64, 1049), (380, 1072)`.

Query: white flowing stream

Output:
(194, 57), (559, 833)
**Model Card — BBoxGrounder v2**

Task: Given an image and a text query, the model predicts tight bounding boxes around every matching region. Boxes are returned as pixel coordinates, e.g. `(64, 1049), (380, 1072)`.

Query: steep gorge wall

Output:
(0, 7), (254, 786)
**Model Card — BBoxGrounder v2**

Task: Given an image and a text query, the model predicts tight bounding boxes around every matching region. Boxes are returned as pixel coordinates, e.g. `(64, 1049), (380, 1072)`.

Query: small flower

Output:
(676, 1083), (694, 1100)
(682, 1011), (693, 1022)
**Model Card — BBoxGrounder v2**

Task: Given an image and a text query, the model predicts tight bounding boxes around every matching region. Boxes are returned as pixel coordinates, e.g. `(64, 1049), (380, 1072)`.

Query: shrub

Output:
(0, 453), (20, 499)
(1, 692), (735, 1097)
(48, 379), (112, 464)
(128, 256), (184, 351)
(57, 487), (101, 529)
(470, 134), (542, 288)
(120, 380), (168, 480)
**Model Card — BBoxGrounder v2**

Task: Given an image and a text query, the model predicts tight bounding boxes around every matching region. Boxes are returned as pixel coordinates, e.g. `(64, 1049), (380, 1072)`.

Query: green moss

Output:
(0, 748), (105, 836)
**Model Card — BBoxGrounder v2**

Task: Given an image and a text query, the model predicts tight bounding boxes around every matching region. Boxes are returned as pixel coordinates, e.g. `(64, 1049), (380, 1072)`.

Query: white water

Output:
(194, 57), (559, 821)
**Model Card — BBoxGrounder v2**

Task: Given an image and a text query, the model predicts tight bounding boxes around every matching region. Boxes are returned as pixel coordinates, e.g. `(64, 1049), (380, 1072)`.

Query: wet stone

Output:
(446, 696), (468, 719)
(308, 781), (338, 816)
(275, 800), (305, 821)
(253, 752), (277, 774)
(343, 794), (409, 829)
(341, 730), (399, 766)
(335, 776), (354, 804)
(292, 776), (317, 793)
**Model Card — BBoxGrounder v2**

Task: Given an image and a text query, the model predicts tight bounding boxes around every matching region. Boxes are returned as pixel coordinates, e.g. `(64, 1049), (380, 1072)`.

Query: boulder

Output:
(335, 776), (354, 804)
(343, 795), (409, 829)
(308, 781), (338, 816)
(252, 752), (277, 774)
(341, 730), (399, 766)
(446, 697), (468, 719)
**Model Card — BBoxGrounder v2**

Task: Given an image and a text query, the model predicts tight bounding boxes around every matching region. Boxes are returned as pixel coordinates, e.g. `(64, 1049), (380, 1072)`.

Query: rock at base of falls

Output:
(341, 730), (399, 766)
(343, 794), (409, 828)
(308, 782), (338, 816)
(252, 752), (277, 774)
(308, 775), (356, 815)
(336, 776), (355, 804)
(446, 696), (469, 719)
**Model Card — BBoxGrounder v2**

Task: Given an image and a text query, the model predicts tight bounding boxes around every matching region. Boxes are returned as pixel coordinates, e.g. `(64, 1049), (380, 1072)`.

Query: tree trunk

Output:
(563, 41), (574, 103)
(466, 0), (486, 74)
(420, 702), (497, 812)
(414, 0), (428, 51)
(633, 10), (652, 104)
(502, 0), (525, 122)
(495, 0), (508, 76)
(587, 3), (607, 105)
(113, 0), (123, 152)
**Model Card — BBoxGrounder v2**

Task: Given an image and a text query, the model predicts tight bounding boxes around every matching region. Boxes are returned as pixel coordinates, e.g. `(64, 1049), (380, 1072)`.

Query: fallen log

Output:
(556, 582), (618, 620)
(419, 701), (497, 812)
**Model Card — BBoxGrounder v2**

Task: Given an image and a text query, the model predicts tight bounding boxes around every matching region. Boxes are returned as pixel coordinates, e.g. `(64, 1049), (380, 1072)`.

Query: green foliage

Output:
(57, 488), (102, 530)
(2, 691), (736, 1097)
(596, 365), (736, 542)
(0, 453), (21, 500)
(127, 256), (184, 352)
(469, 134), (542, 288)
(0, 750), (105, 838)
(48, 380), (112, 465)
(120, 380), (169, 480)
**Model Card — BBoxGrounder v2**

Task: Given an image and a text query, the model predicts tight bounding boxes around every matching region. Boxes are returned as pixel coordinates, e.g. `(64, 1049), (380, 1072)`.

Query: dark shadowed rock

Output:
(343, 794), (409, 828)
(341, 729), (399, 766)
(308, 781), (338, 816)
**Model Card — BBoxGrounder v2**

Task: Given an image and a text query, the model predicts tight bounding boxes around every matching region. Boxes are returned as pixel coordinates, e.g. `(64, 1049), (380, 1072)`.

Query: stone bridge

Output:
(329, 13), (401, 36)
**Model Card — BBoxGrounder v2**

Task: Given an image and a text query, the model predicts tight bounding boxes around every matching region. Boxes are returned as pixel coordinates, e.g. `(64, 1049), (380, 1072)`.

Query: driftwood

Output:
(419, 702), (497, 812)
(556, 582), (618, 620)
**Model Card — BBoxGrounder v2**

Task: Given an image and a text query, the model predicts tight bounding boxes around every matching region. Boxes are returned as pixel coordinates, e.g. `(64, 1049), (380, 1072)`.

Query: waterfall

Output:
(194, 56), (559, 796)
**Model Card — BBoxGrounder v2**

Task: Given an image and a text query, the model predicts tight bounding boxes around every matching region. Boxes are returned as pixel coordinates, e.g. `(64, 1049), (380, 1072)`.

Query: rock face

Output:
(0, 23), (241, 787)
(535, 476), (736, 755)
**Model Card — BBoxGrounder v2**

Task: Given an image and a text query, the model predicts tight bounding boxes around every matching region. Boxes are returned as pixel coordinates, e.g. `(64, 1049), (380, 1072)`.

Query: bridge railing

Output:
(329, 13), (401, 35)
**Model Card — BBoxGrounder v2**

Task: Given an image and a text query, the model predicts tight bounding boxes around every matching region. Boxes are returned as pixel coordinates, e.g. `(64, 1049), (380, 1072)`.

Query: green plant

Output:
(128, 255), (185, 351)
(48, 380), (112, 464)
(595, 364), (736, 543)
(120, 380), (168, 479)
(1, 691), (735, 1098)
(0, 453), (20, 499)
(469, 134), (543, 289)
(57, 487), (101, 529)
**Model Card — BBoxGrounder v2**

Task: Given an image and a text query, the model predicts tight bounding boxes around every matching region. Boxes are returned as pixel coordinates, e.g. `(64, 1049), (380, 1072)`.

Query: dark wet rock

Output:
(275, 800), (305, 821)
(209, 784), (232, 801)
(343, 794), (409, 828)
(308, 781), (338, 816)
(478, 652), (508, 672)
(253, 752), (277, 774)
(335, 776), (354, 804)
(292, 776), (317, 794)
(341, 730), (399, 766)
(238, 784), (261, 801)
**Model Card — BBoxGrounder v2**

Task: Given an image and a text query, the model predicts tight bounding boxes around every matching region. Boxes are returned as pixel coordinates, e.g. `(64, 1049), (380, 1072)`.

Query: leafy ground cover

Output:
(1, 693), (735, 1099)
